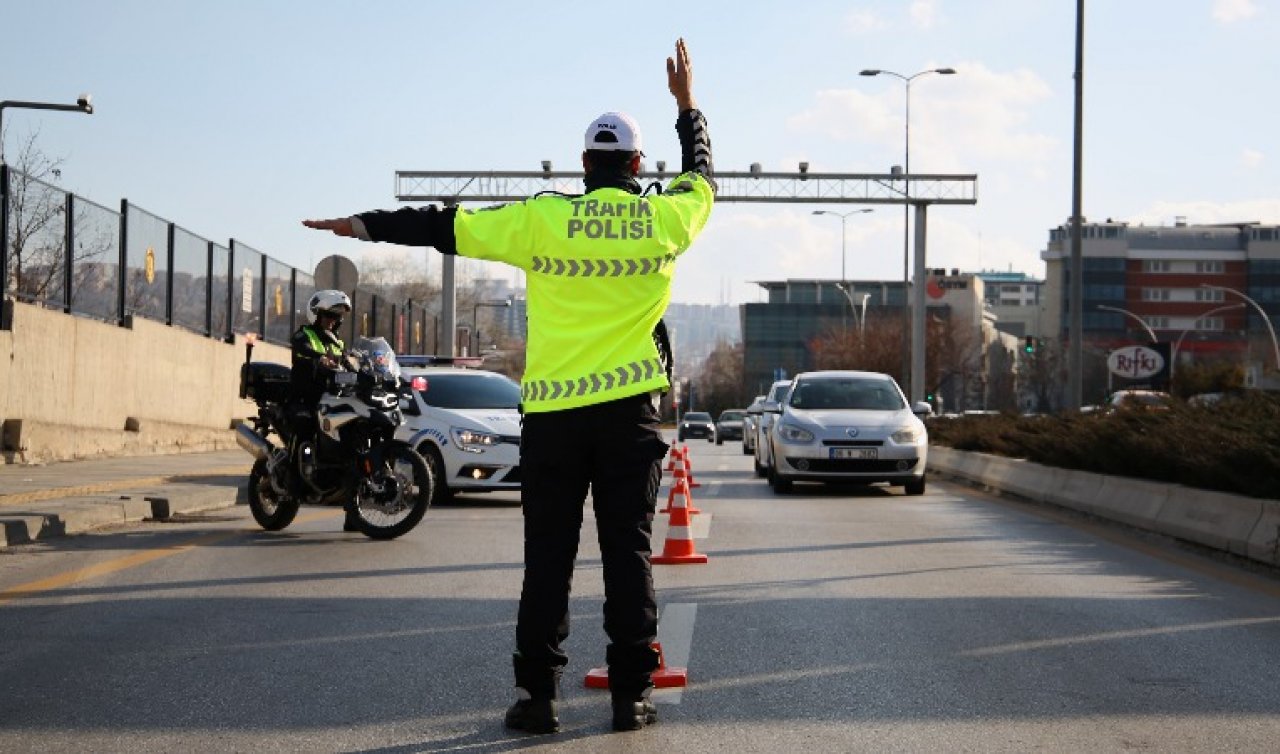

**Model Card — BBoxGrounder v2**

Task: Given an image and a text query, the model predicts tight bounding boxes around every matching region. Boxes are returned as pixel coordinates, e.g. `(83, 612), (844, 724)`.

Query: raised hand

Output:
(666, 38), (696, 111)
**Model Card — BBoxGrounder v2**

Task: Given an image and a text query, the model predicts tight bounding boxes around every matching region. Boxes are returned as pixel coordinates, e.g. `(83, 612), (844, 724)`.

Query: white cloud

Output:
(785, 61), (1057, 174)
(910, 0), (940, 28)
(1213, 0), (1259, 23)
(843, 9), (887, 34)
(1242, 148), (1265, 170)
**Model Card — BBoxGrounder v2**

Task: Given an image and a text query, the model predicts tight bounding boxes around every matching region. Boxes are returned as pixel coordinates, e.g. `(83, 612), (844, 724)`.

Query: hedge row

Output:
(925, 394), (1280, 500)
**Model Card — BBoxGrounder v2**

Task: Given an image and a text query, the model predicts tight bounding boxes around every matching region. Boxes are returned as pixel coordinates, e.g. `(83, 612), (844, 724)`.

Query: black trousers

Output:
(514, 392), (669, 700)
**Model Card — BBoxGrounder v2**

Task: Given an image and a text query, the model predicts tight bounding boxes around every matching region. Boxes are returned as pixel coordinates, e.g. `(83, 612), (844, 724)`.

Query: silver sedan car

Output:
(763, 370), (931, 495)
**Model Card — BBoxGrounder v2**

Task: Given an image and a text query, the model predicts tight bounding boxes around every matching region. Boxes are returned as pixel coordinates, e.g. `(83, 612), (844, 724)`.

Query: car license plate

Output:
(831, 447), (877, 460)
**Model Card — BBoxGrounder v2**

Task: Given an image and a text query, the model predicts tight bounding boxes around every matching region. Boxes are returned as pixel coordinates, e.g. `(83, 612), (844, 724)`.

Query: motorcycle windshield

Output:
(353, 337), (400, 383)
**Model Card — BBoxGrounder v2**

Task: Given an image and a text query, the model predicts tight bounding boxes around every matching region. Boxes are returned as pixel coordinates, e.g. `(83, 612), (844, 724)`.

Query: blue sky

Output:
(2, 1), (1276, 305)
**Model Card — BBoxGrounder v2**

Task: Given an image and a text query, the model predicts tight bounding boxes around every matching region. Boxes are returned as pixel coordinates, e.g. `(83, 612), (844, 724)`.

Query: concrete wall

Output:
(0, 301), (290, 463)
(928, 445), (1279, 569)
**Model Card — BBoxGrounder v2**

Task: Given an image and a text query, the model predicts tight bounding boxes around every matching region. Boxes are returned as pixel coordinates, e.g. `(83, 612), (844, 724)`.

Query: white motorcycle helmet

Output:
(307, 289), (352, 325)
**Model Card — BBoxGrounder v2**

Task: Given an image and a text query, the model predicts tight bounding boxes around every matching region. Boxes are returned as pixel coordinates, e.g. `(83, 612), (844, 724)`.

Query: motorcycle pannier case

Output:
(240, 362), (292, 403)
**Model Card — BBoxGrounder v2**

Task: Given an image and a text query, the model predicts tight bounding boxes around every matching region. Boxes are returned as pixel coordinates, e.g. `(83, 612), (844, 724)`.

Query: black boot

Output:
(342, 508), (360, 532)
(504, 697), (560, 734)
(611, 697), (657, 732)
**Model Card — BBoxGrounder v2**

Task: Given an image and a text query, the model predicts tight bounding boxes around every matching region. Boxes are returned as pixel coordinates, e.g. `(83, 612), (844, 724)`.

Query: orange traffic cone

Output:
(584, 642), (688, 689)
(665, 444), (683, 472)
(652, 479), (707, 565)
(682, 447), (702, 489)
(660, 464), (701, 514)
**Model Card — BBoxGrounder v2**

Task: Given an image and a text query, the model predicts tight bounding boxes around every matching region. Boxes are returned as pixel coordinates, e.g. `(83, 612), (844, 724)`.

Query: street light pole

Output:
(472, 298), (513, 357)
(0, 96), (94, 165)
(860, 67), (956, 402)
(1172, 303), (1246, 377)
(1096, 304), (1158, 344)
(1201, 284), (1280, 372)
(812, 209), (873, 316)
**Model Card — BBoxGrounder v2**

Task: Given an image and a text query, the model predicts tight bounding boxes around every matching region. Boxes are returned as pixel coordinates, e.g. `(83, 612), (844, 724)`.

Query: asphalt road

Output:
(1, 438), (1279, 753)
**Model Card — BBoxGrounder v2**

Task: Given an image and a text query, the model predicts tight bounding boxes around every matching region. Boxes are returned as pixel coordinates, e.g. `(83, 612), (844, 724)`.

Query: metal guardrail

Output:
(0, 165), (439, 352)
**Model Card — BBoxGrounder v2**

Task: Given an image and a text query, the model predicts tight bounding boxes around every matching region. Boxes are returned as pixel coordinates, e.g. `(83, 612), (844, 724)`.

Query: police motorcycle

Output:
(235, 334), (432, 539)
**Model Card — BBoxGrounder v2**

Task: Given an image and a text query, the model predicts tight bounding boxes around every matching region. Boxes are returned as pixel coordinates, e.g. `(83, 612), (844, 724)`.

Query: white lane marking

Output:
(652, 602), (697, 705)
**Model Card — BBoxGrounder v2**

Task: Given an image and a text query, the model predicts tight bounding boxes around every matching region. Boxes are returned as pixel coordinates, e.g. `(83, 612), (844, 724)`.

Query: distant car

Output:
(762, 370), (931, 495)
(678, 411), (716, 442)
(394, 363), (522, 506)
(1188, 391), (1230, 408)
(715, 409), (746, 445)
(742, 395), (766, 455)
(753, 380), (795, 478)
(1108, 389), (1172, 411)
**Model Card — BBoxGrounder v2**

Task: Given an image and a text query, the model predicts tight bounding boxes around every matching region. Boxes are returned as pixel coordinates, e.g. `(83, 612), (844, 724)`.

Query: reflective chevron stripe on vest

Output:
(529, 254), (675, 277)
(520, 358), (664, 403)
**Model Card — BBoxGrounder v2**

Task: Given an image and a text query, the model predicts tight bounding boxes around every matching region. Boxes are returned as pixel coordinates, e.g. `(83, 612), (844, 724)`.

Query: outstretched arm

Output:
(302, 207), (458, 253)
(667, 38), (714, 186)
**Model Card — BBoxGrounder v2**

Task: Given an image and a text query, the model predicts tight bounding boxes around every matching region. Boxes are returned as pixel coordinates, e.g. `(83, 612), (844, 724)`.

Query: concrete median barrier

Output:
(1086, 475), (1173, 530)
(1246, 502), (1280, 566)
(1042, 467), (1105, 516)
(928, 445), (1277, 570)
(1155, 489), (1264, 556)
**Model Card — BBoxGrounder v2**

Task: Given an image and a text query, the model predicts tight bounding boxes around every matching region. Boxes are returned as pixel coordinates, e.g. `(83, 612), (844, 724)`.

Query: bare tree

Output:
(5, 130), (69, 304)
(694, 339), (750, 417)
(4, 130), (117, 315)
(808, 314), (907, 379)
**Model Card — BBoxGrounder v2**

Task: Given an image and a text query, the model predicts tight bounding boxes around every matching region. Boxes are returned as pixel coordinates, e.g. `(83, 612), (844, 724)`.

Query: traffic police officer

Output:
(303, 38), (714, 733)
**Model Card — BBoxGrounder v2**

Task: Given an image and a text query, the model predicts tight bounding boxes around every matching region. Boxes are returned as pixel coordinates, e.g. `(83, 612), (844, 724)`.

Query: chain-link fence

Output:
(1, 165), (438, 352)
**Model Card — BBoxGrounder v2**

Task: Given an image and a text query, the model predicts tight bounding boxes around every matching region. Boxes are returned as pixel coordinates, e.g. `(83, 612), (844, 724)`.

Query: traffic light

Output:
(1023, 336), (1036, 354)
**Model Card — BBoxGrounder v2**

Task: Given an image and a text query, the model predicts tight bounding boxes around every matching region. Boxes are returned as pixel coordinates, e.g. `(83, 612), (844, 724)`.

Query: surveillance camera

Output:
(77, 94), (93, 113)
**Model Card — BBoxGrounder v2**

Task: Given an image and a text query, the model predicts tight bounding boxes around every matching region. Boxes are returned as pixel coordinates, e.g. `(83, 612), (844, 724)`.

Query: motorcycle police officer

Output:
(303, 38), (713, 733)
(290, 289), (358, 531)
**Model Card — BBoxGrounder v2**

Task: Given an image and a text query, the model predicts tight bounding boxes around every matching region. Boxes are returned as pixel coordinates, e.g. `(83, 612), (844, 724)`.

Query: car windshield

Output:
(719, 410), (745, 422)
(412, 371), (521, 409)
(788, 378), (905, 411)
(683, 412), (712, 422)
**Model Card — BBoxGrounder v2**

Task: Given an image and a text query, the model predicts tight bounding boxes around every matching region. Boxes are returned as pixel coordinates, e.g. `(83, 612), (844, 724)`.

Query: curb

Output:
(928, 446), (1280, 569)
(0, 483), (246, 548)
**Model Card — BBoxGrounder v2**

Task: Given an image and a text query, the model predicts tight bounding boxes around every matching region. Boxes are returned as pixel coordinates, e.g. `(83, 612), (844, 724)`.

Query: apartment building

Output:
(1040, 218), (1280, 374)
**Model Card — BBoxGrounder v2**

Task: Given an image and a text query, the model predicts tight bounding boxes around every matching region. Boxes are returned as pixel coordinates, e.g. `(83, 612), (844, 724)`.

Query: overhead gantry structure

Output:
(394, 167), (977, 403)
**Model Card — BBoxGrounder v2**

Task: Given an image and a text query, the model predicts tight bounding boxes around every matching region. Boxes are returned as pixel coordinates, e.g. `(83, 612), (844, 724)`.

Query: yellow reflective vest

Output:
(301, 325), (344, 356)
(454, 173), (714, 413)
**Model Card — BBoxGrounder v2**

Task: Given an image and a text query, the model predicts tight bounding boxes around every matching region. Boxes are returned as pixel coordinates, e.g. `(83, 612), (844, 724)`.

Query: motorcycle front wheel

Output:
(248, 458), (301, 530)
(352, 444), (432, 540)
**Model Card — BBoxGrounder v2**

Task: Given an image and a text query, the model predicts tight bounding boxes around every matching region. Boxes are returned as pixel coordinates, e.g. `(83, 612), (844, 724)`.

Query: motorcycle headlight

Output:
(777, 423), (814, 443)
(452, 427), (500, 453)
(891, 424), (923, 444)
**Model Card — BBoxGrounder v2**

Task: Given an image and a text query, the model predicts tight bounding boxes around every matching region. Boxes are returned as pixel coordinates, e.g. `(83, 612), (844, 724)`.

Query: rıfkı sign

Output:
(1107, 345), (1165, 379)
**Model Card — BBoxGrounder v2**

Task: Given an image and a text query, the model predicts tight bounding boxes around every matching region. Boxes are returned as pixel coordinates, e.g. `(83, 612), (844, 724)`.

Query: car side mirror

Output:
(912, 401), (933, 417)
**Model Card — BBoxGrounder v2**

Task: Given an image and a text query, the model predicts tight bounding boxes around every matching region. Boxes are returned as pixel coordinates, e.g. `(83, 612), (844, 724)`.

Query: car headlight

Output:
(891, 425), (924, 444)
(452, 427), (500, 453)
(777, 423), (814, 443)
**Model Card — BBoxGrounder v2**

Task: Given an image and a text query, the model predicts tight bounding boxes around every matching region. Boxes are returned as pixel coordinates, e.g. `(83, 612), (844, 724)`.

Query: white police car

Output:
(395, 357), (522, 506)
